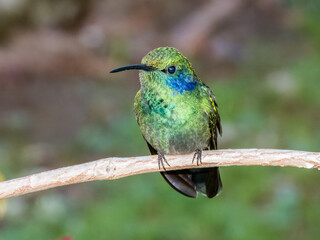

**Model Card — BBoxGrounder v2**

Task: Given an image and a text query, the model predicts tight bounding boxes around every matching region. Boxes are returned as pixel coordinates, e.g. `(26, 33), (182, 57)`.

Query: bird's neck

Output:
(139, 71), (199, 96)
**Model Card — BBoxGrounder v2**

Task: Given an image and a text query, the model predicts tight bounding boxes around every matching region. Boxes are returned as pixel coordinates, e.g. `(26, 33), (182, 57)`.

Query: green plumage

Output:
(111, 47), (222, 198)
(134, 73), (217, 155)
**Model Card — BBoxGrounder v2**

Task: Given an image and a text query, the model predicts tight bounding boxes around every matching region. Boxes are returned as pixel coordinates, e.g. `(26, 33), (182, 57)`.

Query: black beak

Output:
(110, 64), (157, 73)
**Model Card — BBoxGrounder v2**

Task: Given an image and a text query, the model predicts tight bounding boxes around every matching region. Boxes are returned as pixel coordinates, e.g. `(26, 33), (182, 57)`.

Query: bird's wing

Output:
(202, 84), (222, 150)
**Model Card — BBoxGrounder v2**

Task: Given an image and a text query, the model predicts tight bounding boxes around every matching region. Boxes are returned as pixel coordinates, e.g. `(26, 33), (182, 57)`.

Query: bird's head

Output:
(110, 47), (199, 94)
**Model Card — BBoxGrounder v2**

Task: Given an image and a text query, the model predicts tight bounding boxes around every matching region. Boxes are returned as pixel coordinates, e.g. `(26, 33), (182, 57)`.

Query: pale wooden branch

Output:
(0, 149), (319, 200)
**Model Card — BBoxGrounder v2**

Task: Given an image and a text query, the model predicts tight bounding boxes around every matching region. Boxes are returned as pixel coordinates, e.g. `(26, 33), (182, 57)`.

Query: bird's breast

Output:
(136, 89), (211, 154)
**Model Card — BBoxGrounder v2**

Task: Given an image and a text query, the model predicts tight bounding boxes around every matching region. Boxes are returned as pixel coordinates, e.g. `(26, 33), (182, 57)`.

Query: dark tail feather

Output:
(160, 170), (197, 198)
(161, 167), (222, 198)
(191, 167), (222, 198)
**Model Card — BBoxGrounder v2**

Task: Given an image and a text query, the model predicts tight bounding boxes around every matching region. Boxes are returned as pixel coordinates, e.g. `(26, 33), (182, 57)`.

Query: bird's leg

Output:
(158, 152), (170, 170)
(192, 149), (202, 166)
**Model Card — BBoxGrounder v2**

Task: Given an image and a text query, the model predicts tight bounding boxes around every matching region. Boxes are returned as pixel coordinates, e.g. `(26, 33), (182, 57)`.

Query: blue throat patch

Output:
(166, 72), (198, 94)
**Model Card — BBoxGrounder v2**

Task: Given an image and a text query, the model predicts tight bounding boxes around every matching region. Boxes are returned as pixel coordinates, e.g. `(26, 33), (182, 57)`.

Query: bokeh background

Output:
(0, 0), (320, 239)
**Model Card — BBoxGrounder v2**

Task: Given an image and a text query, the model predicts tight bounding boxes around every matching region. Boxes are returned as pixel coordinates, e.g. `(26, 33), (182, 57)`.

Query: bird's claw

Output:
(158, 152), (170, 171)
(192, 149), (202, 166)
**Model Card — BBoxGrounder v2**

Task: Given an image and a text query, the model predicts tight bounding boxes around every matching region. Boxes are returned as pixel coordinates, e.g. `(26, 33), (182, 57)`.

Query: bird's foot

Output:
(192, 149), (202, 166)
(158, 152), (170, 171)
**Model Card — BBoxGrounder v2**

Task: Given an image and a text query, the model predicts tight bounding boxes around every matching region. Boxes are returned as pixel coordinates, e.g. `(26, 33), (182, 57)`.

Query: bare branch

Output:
(0, 149), (319, 200)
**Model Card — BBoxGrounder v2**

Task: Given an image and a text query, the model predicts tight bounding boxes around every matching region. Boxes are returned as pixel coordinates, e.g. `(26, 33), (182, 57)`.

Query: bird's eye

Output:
(167, 65), (176, 74)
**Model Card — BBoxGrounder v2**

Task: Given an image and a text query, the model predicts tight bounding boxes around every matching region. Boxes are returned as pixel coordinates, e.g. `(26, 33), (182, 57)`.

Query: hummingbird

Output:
(110, 47), (222, 198)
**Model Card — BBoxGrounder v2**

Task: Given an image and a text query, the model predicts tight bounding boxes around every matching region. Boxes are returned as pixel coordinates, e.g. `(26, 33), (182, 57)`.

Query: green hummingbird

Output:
(110, 47), (222, 198)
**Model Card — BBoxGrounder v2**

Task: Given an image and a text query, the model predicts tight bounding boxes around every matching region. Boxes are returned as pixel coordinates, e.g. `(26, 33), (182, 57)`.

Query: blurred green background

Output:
(0, 0), (320, 239)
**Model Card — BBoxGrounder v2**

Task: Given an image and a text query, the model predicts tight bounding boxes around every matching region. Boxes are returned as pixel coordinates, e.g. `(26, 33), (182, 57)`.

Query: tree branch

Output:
(0, 149), (319, 200)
